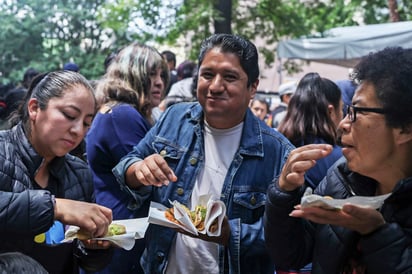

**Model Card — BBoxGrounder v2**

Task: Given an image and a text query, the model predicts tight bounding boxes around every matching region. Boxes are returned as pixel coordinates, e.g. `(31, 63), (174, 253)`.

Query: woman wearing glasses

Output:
(265, 47), (412, 273)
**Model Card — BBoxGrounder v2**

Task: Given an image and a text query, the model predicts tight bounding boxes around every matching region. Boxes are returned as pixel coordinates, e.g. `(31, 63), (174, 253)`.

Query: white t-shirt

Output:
(166, 121), (243, 274)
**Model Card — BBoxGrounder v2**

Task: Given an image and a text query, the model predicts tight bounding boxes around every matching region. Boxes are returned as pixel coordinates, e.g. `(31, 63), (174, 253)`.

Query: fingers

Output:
(287, 144), (333, 172)
(135, 162), (164, 187)
(289, 206), (343, 225)
(55, 199), (112, 238)
(292, 144), (333, 159)
(342, 204), (385, 234)
(74, 203), (112, 238)
(290, 204), (385, 235)
(101, 206), (113, 223)
(134, 154), (177, 187)
(83, 239), (112, 249)
(90, 205), (112, 237)
(280, 144), (333, 191)
(176, 216), (231, 246)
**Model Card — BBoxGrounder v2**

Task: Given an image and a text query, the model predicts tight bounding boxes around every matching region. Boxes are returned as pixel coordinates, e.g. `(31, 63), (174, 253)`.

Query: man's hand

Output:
(279, 144), (333, 192)
(126, 154), (178, 188)
(290, 204), (386, 235)
(176, 216), (231, 246)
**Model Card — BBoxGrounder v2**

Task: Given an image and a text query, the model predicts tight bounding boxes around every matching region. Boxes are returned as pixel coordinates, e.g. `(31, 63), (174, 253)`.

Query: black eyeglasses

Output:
(346, 105), (386, 123)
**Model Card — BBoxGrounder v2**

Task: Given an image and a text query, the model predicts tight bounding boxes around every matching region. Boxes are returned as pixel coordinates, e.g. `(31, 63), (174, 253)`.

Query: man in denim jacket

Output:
(113, 34), (294, 274)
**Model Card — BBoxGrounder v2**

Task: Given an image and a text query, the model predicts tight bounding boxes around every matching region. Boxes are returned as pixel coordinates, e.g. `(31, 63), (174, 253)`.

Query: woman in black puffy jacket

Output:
(265, 47), (412, 273)
(0, 71), (113, 274)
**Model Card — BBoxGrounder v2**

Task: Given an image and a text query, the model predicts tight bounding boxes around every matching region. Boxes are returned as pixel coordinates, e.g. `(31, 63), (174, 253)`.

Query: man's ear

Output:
(28, 98), (39, 120)
(249, 79), (259, 100)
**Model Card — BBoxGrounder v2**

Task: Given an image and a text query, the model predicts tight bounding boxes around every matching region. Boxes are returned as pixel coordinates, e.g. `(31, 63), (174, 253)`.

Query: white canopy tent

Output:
(277, 21), (412, 70)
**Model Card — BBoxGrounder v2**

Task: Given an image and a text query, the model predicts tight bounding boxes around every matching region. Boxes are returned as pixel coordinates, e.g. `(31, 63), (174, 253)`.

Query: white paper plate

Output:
(64, 217), (149, 250)
(301, 193), (391, 210)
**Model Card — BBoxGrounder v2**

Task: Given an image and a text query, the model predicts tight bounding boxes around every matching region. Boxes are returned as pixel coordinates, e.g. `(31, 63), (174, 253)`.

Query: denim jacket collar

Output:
(187, 103), (265, 158)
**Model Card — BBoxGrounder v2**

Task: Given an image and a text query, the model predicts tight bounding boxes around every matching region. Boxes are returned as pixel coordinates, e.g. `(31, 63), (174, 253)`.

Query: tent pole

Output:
(277, 57), (283, 86)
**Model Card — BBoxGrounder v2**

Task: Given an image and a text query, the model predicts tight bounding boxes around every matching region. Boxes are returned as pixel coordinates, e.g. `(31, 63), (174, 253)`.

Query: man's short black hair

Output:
(161, 50), (176, 67)
(197, 34), (259, 88)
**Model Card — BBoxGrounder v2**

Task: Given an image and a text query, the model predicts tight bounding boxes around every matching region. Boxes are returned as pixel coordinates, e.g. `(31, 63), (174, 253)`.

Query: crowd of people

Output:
(0, 33), (411, 274)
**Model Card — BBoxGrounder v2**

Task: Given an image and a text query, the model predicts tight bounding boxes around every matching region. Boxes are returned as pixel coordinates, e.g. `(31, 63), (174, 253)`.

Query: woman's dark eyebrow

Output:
(66, 104), (94, 118)
(351, 99), (360, 106)
(66, 104), (82, 114)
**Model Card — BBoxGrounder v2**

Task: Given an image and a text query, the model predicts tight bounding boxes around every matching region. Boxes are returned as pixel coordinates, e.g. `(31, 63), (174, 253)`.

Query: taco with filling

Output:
(71, 223), (127, 240)
(165, 204), (210, 232)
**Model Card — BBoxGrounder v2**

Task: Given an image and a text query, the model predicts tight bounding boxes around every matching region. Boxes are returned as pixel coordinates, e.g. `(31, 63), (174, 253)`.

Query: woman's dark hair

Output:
(4, 87), (27, 119)
(22, 68), (40, 89)
(351, 47), (412, 129)
(9, 70), (95, 129)
(195, 33), (259, 88)
(278, 72), (341, 146)
(97, 42), (169, 124)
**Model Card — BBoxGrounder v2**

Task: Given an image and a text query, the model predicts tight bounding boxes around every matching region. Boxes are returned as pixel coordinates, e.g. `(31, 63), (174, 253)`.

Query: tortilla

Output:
(74, 223), (127, 240)
(165, 204), (207, 232)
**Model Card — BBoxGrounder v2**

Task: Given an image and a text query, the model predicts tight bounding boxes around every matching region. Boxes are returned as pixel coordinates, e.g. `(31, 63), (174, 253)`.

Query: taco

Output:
(165, 204), (208, 232)
(106, 223), (127, 236)
(190, 205), (207, 231)
(72, 223), (127, 240)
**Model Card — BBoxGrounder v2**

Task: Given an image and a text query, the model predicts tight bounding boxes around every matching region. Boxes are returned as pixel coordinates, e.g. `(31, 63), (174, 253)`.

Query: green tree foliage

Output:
(0, 1), (44, 83)
(205, 0), (411, 70)
(0, 0), (110, 84)
(99, 0), (217, 61)
(1, 0), (411, 84)
(102, 0), (411, 70)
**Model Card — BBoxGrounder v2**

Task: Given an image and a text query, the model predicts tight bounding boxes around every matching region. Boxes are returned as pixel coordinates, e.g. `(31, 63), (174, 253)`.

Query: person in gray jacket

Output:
(0, 71), (113, 274)
(265, 47), (412, 273)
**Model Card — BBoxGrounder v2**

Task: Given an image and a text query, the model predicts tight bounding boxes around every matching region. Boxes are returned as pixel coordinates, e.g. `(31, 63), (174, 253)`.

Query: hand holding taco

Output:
(71, 223), (127, 240)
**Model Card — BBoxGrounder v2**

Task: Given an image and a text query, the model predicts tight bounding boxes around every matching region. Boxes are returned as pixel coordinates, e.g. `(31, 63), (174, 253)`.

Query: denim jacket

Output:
(113, 102), (294, 274)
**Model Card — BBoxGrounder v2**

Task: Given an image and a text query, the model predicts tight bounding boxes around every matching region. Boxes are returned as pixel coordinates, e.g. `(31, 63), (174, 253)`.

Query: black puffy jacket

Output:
(0, 123), (112, 274)
(265, 157), (412, 274)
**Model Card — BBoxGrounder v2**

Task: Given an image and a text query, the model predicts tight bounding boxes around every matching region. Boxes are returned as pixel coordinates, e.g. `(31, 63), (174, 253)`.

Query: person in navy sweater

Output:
(85, 42), (169, 274)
